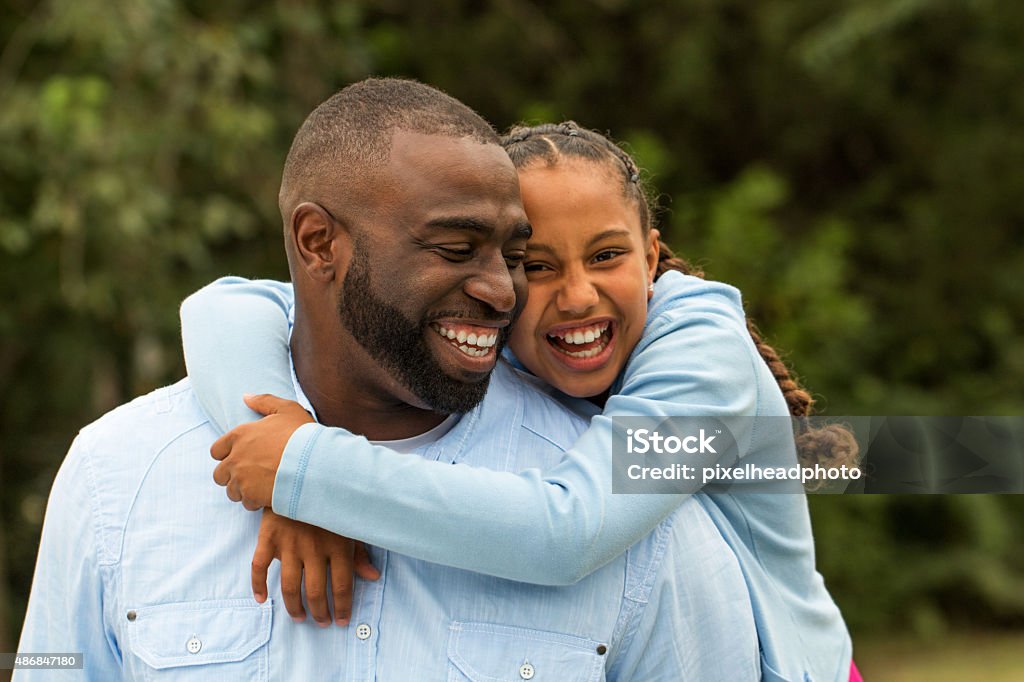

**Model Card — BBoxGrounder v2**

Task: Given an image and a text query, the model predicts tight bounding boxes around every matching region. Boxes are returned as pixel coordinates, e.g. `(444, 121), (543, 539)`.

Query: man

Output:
(18, 79), (759, 680)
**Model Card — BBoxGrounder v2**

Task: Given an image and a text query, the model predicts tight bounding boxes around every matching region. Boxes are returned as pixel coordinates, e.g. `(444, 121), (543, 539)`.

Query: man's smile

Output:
(430, 322), (500, 357)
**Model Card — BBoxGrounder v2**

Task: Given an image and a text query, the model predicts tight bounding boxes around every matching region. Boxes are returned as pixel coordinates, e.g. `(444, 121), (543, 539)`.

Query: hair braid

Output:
(654, 240), (814, 416)
(655, 241), (860, 475)
(744, 320), (813, 418)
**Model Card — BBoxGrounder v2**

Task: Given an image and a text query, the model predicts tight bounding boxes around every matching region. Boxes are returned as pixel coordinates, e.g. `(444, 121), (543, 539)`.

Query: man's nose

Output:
(464, 252), (517, 313)
(556, 269), (599, 315)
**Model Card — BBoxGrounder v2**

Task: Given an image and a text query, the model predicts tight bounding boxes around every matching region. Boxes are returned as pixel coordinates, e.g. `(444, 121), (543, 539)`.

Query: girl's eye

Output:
(593, 249), (625, 264)
(523, 261), (551, 273)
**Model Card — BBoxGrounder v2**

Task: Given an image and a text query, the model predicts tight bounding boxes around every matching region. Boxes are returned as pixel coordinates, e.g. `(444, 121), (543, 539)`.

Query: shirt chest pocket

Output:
(126, 599), (272, 681)
(447, 621), (606, 682)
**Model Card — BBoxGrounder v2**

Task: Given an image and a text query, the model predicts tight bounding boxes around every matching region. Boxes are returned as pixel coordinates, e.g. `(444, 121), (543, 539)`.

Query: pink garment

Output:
(849, 660), (864, 682)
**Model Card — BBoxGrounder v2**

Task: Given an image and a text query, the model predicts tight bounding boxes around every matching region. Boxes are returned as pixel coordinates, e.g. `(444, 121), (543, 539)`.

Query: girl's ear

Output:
(645, 228), (660, 297)
(289, 202), (349, 282)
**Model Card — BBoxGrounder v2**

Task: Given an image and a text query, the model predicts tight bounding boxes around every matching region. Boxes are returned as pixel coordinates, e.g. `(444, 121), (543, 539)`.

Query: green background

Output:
(2, 0), (1023, 676)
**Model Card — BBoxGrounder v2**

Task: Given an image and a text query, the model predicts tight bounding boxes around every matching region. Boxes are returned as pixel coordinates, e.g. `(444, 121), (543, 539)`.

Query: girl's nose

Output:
(556, 271), (599, 315)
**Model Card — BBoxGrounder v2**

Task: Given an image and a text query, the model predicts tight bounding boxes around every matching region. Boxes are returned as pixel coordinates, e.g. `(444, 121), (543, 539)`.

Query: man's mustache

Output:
(424, 309), (514, 326)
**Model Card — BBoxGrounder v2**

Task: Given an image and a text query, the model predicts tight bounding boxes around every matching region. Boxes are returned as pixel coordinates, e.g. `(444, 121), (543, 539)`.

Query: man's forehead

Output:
(388, 129), (509, 171)
(367, 130), (522, 218)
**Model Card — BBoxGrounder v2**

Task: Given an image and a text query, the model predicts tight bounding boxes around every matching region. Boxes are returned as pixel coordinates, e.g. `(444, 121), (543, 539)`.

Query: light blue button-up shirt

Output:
(18, 362), (760, 681)
(179, 276), (851, 681)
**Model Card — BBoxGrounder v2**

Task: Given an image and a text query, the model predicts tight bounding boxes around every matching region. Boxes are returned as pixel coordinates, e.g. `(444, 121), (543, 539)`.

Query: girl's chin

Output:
(537, 338), (621, 398)
(548, 370), (616, 400)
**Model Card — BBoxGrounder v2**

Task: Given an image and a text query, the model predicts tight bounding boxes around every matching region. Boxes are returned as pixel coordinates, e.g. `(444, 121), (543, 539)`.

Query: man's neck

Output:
(289, 321), (448, 440)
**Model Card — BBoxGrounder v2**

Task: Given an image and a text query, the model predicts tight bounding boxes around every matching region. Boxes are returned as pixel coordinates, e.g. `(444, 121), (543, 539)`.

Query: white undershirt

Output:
(289, 351), (460, 455)
(368, 413), (460, 454)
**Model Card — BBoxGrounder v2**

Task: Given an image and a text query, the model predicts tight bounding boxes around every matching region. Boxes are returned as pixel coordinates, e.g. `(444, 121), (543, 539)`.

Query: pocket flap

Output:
(448, 621), (604, 682)
(128, 599), (272, 670)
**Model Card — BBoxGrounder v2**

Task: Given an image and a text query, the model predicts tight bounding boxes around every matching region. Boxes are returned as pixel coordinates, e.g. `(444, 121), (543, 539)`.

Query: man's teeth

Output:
(432, 324), (498, 357)
(548, 322), (610, 345)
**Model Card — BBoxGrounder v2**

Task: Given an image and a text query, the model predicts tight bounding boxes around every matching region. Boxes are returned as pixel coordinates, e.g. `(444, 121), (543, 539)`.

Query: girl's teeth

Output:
(546, 321), (612, 358)
(550, 322), (610, 344)
(554, 338), (609, 359)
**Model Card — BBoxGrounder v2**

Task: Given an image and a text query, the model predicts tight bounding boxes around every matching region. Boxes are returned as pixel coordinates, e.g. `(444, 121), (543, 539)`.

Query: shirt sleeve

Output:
(15, 436), (122, 681)
(179, 277), (297, 434)
(273, 304), (764, 586)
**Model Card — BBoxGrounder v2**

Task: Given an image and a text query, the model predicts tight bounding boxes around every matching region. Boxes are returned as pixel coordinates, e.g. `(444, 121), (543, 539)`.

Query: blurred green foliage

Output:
(2, 0), (1023, 649)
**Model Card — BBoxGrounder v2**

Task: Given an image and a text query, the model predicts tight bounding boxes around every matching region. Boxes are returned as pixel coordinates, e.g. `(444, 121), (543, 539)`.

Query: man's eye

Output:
(436, 246), (473, 259)
(504, 251), (526, 268)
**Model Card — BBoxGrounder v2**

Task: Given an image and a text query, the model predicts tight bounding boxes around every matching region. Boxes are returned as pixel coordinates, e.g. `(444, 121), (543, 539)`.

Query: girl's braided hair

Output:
(501, 121), (859, 475)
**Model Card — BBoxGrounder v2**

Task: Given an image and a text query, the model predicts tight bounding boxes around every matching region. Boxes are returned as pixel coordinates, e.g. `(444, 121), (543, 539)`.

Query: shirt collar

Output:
(287, 350), (521, 466)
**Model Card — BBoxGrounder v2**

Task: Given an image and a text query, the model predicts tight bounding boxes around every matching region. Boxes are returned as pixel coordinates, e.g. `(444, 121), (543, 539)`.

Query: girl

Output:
(182, 122), (861, 681)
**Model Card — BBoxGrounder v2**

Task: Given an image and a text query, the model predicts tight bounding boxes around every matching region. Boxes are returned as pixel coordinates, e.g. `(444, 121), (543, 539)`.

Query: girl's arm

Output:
(182, 278), (382, 626)
(180, 277), (297, 433)
(271, 299), (760, 585)
(186, 275), (763, 586)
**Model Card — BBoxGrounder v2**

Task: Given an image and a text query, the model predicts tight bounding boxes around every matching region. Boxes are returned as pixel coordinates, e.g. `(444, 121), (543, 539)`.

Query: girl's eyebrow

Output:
(584, 228), (632, 247)
(526, 228), (633, 255)
(525, 241), (557, 255)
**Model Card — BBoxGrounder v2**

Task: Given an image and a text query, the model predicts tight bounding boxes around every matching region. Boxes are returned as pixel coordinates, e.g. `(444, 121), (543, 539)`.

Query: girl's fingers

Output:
(242, 393), (284, 416)
(330, 553), (355, 626)
(302, 558), (331, 628)
(210, 431), (234, 461)
(279, 556), (306, 623)
(250, 540), (274, 604)
(353, 542), (380, 581)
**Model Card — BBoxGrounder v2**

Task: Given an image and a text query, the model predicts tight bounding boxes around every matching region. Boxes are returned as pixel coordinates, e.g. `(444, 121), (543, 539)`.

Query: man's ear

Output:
(289, 202), (348, 282)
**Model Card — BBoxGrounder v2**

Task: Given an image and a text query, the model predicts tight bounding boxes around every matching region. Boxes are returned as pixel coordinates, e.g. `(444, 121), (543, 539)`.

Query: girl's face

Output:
(508, 160), (659, 398)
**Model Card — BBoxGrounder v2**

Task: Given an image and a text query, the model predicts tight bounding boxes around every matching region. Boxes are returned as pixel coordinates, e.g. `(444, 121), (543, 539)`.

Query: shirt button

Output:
(355, 623), (372, 640)
(186, 636), (202, 654)
(126, 611), (137, 622)
(519, 662), (535, 679)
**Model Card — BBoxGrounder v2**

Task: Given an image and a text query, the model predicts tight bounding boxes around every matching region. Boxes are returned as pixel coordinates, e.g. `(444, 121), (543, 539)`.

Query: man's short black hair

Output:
(279, 78), (497, 223)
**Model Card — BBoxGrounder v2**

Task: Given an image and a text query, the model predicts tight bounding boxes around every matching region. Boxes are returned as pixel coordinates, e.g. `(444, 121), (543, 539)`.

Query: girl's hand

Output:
(254, 509), (381, 627)
(211, 394), (314, 509)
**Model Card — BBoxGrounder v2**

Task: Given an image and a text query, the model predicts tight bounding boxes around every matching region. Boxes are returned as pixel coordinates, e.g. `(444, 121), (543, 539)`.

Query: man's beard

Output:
(337, 249), (510, 414)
